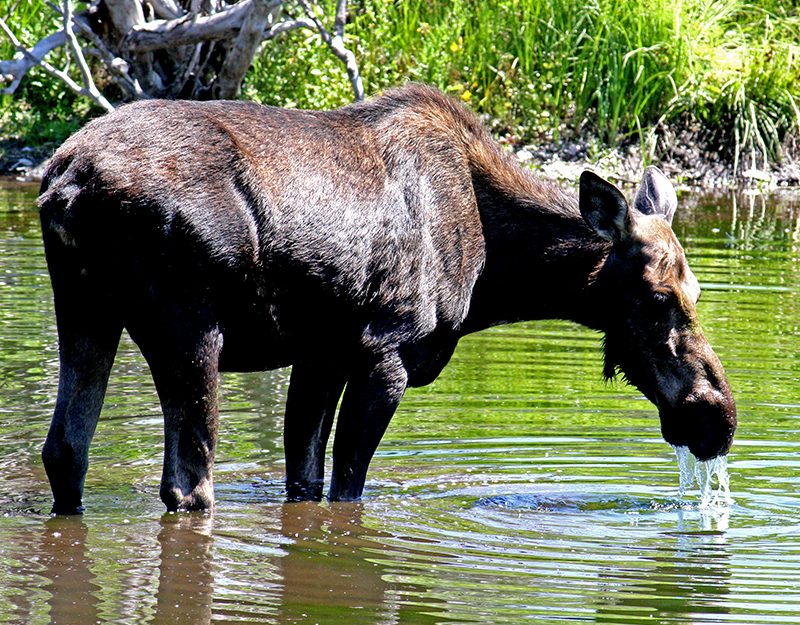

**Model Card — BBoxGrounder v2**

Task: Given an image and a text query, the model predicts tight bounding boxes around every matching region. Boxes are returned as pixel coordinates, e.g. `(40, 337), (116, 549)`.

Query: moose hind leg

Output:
(136, 323), (223, 512)
(43, 319), (122, 515)
(329, 352), (408, 501)
(284, 362), (346, 501)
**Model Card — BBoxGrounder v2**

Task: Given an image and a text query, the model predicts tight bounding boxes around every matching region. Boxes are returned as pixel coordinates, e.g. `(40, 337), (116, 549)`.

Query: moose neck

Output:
(461, 169), (611, 336)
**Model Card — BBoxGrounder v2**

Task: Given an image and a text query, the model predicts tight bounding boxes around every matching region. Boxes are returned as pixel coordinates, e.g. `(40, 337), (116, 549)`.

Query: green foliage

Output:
(244, 0), (800, 170)
(245, 0), (686, 144)
(242, 27), (355, 110)
(1, 0), (96, 143)
(0, 0), (52, 61)
(3, 0), (800, 172)
(672, 0), (800, 169)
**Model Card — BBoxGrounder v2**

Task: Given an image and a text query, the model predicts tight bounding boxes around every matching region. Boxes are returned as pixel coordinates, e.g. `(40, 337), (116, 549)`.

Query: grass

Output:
(3, 0), (800, 176)
(676, 0), (800, 173)
(243, 0), (800, 174)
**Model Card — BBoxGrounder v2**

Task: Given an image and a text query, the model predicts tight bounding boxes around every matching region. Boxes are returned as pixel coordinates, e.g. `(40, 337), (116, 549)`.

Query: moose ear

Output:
(632, 166), (677, 225)
(579, 170), (632, 244)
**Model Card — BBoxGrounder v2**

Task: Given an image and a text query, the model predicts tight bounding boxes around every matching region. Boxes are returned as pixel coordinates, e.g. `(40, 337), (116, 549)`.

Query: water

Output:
(2, 178), (800, 623)
(674, 445), (732, 506)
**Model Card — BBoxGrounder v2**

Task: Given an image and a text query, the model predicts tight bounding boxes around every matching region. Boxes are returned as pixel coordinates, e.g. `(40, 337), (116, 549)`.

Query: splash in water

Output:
(673, 445), (733, 507)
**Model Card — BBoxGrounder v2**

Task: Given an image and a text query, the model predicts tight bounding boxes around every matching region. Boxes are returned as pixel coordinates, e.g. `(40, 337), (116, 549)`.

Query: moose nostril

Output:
(660, 388), (736, 462)
(691, 411), (736, 460)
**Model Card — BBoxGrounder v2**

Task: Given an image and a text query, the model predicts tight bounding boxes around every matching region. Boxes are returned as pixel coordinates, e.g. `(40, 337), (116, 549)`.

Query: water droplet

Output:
(672, 445), (733, 506)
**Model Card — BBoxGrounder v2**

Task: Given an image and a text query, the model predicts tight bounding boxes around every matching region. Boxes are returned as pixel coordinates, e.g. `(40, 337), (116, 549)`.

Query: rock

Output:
(515, 148), (533, 163)
(742, 169), (771, 182)
(10, 158), (33, 170)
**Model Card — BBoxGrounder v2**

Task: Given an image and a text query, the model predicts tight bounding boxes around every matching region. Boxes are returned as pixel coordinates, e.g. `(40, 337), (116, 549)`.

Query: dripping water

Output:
(673, 445), (733, 507)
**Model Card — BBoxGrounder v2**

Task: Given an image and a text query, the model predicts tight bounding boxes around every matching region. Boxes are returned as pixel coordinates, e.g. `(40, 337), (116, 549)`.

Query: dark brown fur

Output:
(38, 84), (736, 513)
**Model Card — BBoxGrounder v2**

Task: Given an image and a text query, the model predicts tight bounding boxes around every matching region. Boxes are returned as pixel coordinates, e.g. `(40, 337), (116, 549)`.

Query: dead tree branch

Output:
(0, 12), (114, 112)
(215, 0), (281, 98)
(125, 1), (255, 52)
(0, 0), (364, 106)
(70, 13), (145, 99)
(62, 0), (115, 112)
(0, 27), (65, 94)
(297, 0), (363, 101)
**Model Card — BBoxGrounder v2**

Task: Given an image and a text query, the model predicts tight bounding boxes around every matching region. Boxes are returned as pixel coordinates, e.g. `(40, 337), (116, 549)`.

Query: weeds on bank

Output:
(664, 0), (800, 174)
(3, 0), (800, 176)
(245, 0), (800, 174)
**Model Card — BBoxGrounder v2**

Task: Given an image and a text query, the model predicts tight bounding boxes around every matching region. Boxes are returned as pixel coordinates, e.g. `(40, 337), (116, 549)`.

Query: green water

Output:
(2, 178), (800, 623)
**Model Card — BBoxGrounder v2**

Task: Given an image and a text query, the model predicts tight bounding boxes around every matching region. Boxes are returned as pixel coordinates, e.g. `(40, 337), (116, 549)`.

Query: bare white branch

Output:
(126, 1), (254, 51)
(297, 0), (363, 101)
(70, 13), (146, 99)
(263, 17), (316, 39)
(331, 0), (363, 101)
(215, 0), (280, 98)
(1, 0), (364, 106)
(62, 0), (115, 112)
(0, 24), (66, 94)
(147, 0), (183, 20)
(105, 0), (148, 34)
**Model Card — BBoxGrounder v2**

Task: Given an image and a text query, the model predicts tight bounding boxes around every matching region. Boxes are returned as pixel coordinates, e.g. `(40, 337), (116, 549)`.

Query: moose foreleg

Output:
(328, 351), (408, 501)
(144, 327), (223, 512)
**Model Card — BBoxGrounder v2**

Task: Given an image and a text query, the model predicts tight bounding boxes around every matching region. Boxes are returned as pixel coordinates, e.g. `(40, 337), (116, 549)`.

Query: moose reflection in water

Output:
(37, 84), (736, 514)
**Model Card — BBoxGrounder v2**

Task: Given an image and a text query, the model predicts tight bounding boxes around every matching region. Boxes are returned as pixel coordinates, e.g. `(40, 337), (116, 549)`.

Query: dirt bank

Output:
(0, 139), (56, 183)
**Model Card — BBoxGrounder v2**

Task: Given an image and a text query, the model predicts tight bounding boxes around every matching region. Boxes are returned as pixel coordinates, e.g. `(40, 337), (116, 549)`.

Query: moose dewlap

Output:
(37, 84), (737, 514)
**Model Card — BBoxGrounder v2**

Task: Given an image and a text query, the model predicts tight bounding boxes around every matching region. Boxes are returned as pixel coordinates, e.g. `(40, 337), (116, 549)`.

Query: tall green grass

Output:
(673, 0), (800, 172)
(2, 0), (799, 173)
(249, 0), (682, 142)
(247, 0), (800, 172)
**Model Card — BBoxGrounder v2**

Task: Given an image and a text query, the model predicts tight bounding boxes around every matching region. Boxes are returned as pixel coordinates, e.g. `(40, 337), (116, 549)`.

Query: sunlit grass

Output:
(666, 0), (800, 171)
(244, 0), (800, 172)
(2, 0), (799, 173)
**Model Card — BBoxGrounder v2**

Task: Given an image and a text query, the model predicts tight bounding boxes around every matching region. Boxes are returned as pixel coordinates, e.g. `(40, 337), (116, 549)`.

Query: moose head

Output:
(580, 166), (736, 461)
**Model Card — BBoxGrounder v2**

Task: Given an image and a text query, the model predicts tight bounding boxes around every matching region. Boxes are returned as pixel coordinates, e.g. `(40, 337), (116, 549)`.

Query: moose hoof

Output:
(286, 479), (325, 502)
(50, 500), (85, 516)
(160, 479), (215, 512)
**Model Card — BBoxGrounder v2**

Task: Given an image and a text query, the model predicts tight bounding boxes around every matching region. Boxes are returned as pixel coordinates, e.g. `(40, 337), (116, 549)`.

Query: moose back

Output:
(38, 84), (736, 513)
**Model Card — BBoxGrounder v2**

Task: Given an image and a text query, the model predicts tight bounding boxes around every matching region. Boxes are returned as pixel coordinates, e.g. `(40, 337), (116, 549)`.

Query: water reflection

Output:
(41, 517), (101, 624)
(0, 500), (742, 625)
(596, 543), (732, 623)
(153, 514), (214, 625)
(277, 503), (383, 622)
(6, 180), (800, 622)
(270, 501), (448, 624)
(595, 507), (733, 623)
(20, 502), (453, 624)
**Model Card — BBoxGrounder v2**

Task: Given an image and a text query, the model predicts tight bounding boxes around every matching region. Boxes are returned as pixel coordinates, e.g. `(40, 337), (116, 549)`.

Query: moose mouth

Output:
(603, 340), (737, 462)
(658, 389), (737, 461)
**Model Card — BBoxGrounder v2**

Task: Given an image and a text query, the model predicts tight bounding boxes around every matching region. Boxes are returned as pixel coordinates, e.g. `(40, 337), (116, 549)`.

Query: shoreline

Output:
(511, 135), (800, 192)
(4, 131), (800, 192)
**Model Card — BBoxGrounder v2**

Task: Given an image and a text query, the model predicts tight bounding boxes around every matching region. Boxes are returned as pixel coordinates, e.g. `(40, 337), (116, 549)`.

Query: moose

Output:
(38, 84), (736, 514)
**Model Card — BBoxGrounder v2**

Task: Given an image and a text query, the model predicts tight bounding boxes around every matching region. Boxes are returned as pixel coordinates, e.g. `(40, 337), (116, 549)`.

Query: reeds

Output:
(672, 0), (800, 172)
(4, 0), (800, 174)
(249, 0), (800, 173)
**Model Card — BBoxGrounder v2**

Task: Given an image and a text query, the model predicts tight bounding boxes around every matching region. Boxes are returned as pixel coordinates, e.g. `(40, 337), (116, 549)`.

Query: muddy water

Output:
(2, 179), (800, 623)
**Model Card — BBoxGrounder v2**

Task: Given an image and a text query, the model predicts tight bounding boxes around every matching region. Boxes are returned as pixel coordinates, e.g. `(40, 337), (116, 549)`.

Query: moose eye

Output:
(653, 289), (674, 305)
